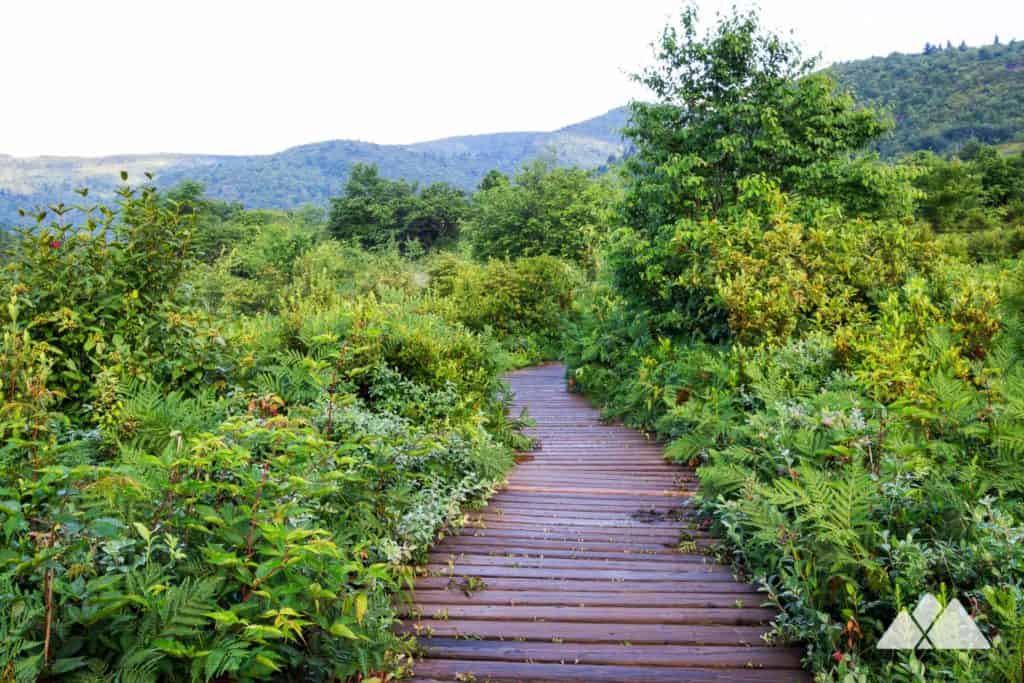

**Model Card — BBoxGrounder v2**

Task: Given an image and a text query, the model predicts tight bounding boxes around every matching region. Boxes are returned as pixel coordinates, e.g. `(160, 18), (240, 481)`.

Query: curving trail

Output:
(401, 363), (808, 682)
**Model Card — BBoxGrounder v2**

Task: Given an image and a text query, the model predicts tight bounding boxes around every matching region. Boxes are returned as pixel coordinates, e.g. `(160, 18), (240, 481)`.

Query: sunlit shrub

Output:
(427, 254), (582, 363)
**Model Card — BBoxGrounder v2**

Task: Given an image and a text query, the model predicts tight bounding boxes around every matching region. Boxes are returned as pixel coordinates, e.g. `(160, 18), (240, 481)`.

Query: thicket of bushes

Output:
(0, 177), (579, 680)
(565, 7), (1024, 681)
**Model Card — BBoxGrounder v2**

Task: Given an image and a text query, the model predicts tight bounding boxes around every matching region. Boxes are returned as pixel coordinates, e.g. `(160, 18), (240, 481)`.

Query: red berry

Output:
(49, 240), (62, 249)
(831, 650), (844, 663)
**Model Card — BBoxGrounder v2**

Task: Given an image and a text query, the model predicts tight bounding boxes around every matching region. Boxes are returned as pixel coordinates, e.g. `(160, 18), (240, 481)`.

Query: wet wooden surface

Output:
(401, 363), (807, 682)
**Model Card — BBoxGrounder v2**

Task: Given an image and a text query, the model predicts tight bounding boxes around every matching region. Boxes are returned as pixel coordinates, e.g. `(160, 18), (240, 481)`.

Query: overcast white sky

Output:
(1, 1), (1021, 157)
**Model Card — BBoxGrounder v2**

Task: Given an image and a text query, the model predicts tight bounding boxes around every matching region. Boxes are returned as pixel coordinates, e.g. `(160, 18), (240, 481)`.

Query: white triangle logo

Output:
(877, 594), (989, 650)
(928, 599), (990, 649)
(877, 609), (924, 649)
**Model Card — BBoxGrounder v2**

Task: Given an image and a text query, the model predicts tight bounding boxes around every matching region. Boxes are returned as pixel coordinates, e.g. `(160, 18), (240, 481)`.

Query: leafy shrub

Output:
(937, 226), (1024, 263)
(1, 184), (202, 417)
(0, 184), (523, 680)
(466, 160), (616, 270)
(427, 254), (582, 364)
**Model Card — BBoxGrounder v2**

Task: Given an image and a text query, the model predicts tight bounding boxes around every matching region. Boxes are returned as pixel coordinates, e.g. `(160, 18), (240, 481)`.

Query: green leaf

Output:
(206, 610), (242, 626)
(328, 621), (362, 640)
(153, 638), (192, 657)
(0, 500), (21, 516)
(355, 593), (368, 625)
(91, 517), (125, 538)
(244, 624), (285, 640)
(132, 522), (152, 543)
(50, 657), (88, 674)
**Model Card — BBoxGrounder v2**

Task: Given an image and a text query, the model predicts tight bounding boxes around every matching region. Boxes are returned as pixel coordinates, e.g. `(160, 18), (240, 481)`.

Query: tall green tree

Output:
(163, 181), (247, 261)
(610, 6), (901, 339)
(327, 164), (466, 250)
(478, 169), (510, 192)
(406, 182), (467, 250)
(467, 160), (614, 269)
(625, 6), (887, 229)
(328, 164), (416, 247)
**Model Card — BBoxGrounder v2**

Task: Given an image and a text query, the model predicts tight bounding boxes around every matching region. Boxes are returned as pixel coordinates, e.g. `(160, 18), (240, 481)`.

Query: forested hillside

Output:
(830, 39), (1024, 156)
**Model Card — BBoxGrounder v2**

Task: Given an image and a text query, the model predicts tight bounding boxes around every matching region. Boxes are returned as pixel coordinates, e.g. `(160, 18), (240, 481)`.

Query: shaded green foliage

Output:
(911, 143), (1024, 227)
(327, 164), (467, 251)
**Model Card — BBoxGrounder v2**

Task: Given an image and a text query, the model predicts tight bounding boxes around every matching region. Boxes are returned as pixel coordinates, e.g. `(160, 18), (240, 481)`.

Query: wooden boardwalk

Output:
(401, 364), (807, 682)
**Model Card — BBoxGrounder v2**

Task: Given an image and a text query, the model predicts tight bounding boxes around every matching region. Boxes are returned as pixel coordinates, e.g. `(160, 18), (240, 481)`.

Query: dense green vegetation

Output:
(3, 6), (1024, 681)
(327, 164), (468, 251)
(0, 160), (605, 678)
(831, 39), (1024, 156)
(911, 144), (1024, 259)
(565, 7), (1024, 681)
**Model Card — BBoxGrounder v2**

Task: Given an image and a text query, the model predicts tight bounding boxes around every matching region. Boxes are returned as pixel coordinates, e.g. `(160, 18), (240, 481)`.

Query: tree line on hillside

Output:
(831, 37), (1024, 156)
(923, 36), (1014, 55)
(255, 137), (1024, 274)
(323, 159), (617, 270)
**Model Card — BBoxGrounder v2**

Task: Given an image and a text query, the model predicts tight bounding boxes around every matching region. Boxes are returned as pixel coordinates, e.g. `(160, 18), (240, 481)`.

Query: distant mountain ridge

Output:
(0, 107), (630, 226)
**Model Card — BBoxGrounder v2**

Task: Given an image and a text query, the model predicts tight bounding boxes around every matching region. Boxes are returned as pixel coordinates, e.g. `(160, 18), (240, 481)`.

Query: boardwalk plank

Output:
(420, 639), (804, 668)
(399, 619), (771, 644)
(413, 659), (810, 682)
(410, 590), (767, 607)
(413, 577), (766, 593)
(404, 604), (777, 625)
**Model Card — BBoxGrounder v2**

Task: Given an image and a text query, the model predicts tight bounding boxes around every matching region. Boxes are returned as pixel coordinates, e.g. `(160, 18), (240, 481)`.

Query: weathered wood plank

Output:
(400, 619), (771, 645)
(412, 659), (810, 682)
(413, 577), (764, 594)
(423, 564), (736, 582)
(404, 604), (777, 625)
(429, 549), (712, 564)
(433, 536), (716, 553)
(419, 638), (804, 668)
(409, 590), (767, 607)
(433, 537), (690, 553)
